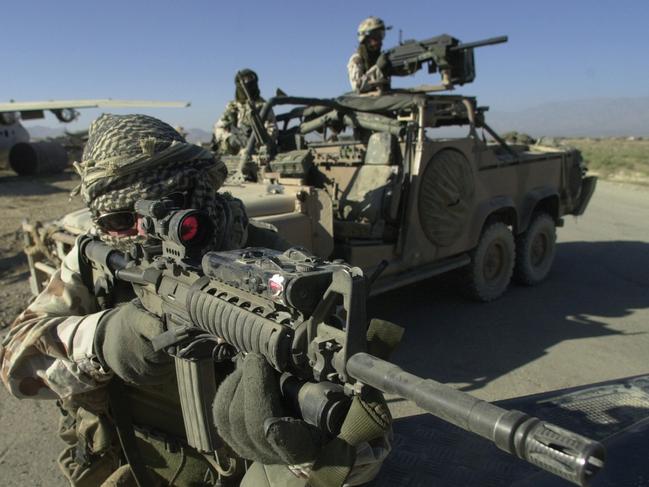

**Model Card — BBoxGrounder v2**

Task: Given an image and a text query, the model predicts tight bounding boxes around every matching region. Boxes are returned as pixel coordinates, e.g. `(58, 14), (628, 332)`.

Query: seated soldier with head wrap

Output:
(0, 114), (390, 487)
(213, 69), (278, 156)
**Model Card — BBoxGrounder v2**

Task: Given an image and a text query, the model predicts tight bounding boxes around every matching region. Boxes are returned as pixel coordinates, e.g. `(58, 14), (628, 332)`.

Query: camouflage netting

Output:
(418, 150), (475, 247)
(72, 114), (245, 251)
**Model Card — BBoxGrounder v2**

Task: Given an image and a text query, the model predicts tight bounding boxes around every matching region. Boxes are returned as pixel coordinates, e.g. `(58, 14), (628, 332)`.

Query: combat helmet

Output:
(357, 16), (390, 43)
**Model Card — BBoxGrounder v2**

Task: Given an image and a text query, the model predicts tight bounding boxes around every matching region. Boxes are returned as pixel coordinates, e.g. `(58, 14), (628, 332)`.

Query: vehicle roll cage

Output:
(235, 92), (513, 179)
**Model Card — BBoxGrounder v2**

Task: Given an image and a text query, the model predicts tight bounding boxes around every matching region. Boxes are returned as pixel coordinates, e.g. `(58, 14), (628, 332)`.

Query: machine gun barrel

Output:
(347, 353), (604, 487)
(451, 35), (508, 51)
(384, 33), (508, 88)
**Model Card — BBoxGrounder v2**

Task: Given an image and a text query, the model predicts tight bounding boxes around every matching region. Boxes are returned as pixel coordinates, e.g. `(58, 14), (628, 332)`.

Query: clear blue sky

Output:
(3, 0), (647, 131)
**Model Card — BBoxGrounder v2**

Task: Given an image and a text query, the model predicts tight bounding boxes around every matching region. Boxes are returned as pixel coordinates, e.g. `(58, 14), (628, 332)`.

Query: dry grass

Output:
(563, 138), (649, 186)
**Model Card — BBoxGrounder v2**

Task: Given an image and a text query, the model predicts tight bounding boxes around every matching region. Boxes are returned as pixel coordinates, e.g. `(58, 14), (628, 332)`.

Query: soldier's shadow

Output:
(368, 240), (649, 392)
(0, 252), (27, 279)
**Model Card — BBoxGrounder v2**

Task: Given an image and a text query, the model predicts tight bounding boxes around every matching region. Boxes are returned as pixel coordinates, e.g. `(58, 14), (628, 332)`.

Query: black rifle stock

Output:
(79, 201), (604, 486)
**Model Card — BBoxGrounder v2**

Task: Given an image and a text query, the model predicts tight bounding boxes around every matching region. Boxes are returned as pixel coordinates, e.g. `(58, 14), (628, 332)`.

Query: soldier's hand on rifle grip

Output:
(212, 353), (324, 466)
(93, 299), (174, 386)
(224, 134), (243, 155)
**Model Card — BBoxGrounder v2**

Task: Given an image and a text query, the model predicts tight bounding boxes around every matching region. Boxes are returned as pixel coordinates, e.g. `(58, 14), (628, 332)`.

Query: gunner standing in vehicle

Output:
(347, 16), (391, 93)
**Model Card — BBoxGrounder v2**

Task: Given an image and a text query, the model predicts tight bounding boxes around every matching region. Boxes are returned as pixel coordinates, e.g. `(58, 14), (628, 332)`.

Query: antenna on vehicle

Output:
(398, 29), (403, 45)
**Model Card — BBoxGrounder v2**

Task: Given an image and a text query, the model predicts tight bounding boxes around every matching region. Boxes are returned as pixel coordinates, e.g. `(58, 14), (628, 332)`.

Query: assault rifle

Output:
(80, 196), (605, 487)
(384, 34), (508, 88)
(234, 76), (270, 149)
(235, 76), (276, 181)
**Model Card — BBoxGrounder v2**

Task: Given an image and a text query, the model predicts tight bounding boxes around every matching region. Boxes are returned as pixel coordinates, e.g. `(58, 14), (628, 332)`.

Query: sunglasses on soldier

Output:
(95, 192), (189, 233)
(95, 211), (138, 233)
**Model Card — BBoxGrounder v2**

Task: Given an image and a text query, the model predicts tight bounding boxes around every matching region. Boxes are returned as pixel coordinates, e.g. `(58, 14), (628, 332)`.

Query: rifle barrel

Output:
(451, 35), (508, 51)
(347, 352), (604, 487)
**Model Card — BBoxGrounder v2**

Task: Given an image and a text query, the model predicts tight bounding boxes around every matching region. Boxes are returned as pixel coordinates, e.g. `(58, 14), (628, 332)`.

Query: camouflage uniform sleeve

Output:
(348, 52), (365, 92)
(214, 101), (241, 143)
(0, 240), (112, 400)
(348, 52), (387, 93)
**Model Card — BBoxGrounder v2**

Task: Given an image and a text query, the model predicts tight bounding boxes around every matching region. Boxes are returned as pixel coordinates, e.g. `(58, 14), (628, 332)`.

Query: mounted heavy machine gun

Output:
(230, 34), (507, 179)
(80, 196), (605, 487)
(381, 34), (508, 91)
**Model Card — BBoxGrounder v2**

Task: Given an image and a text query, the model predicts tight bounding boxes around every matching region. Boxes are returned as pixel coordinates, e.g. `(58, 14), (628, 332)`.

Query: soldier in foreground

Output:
(347, 17), (391, 93)
(0, 114), (391, 486)
(213, 69), (278, 155)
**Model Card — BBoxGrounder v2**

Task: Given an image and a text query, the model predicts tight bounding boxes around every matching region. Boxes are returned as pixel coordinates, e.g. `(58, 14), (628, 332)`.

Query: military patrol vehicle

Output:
(22, 34), (596, 301)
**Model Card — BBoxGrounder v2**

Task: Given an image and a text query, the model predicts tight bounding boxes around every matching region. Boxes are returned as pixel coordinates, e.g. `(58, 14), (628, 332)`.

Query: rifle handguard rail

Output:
(186, 283), (293, 372)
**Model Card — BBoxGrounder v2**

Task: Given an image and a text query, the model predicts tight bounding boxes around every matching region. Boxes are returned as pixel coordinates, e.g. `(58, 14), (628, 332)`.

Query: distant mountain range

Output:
(487, 97), (649, 137)
(183, 128), (212, 144)
(26, 97), (649, 140)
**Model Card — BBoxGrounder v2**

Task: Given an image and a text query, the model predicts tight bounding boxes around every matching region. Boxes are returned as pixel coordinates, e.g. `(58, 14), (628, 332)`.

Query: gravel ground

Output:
(0, 169), (84, 328)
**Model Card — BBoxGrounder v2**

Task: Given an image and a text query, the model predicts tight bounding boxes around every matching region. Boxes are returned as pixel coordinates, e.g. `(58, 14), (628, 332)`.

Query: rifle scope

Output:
(134, 198), (213, 248)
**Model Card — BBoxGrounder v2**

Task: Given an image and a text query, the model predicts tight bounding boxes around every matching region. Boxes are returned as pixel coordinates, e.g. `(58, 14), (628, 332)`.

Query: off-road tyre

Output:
(461, 221), (515, 302)
(514, 212), (556, 285)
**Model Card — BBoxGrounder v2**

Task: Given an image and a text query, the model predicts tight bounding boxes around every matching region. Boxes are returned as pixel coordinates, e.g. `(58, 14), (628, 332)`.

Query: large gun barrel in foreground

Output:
(348, 353), (603, 486)
(80, 198), (604, 487)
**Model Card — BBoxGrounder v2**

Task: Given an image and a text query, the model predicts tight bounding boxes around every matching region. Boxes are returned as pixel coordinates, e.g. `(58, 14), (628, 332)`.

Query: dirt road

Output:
(377, 180), (649, 418)
(0, 170), (84, 328)
(0, 173), (647, 485)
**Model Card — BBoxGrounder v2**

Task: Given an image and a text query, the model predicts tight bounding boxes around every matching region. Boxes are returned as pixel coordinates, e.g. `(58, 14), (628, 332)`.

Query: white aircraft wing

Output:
(0, 99), (190, 112)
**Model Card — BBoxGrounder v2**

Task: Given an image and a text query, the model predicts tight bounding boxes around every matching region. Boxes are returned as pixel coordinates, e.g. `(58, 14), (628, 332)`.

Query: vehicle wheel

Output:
(514, 212), (556, 285)
(461, 221), (515, 302)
